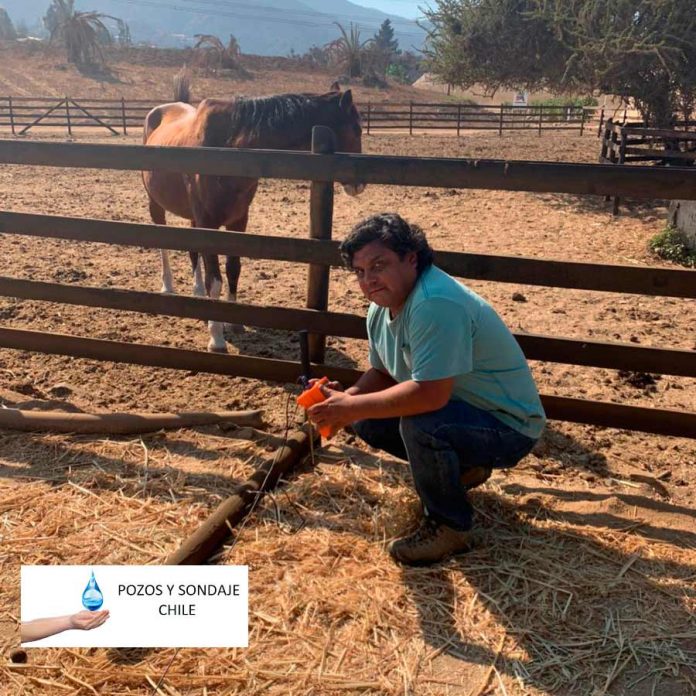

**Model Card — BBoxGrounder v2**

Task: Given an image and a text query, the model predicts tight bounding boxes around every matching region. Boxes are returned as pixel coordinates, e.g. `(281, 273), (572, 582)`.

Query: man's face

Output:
(351, 241), (418, 314)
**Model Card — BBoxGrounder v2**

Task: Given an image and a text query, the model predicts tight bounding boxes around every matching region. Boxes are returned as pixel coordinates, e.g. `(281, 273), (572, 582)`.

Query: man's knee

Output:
(399, 412), (446, 451)
(352, 418), (377, 446)
(353, 417), (407, 460)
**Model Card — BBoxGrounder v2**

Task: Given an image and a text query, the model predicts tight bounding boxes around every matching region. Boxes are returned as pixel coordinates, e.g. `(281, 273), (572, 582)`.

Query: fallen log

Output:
(0, 408), (263, 434)
(166, 425), (319, 565)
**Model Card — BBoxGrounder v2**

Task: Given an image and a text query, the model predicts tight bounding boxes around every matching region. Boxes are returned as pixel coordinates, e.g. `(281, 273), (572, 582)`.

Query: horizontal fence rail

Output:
(2, 140), (696, 201)
(0, 326), (691, 438)
(0, 212), (693, 298)
(0, 97), (597, 136)
(0, 274), (693, 379)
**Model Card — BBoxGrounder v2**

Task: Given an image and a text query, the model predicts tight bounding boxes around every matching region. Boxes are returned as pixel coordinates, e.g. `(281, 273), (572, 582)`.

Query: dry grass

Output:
(2, 426), (695, 695)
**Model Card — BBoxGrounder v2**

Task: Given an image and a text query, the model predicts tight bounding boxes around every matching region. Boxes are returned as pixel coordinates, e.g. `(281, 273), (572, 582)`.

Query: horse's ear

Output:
(330, 81), (341, 92)
(339, 89), (353, 111)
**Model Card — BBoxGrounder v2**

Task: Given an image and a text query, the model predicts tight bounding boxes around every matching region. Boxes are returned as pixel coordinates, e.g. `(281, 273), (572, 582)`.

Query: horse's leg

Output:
(149, 199), (174, 294)
(201, 253), (227, 353)
(224, 213), (248, 335)
(188, 247), (205, 297)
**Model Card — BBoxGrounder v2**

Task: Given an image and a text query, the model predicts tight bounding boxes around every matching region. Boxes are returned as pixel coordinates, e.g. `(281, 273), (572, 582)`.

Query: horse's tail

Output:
(174, 67), (191, 104)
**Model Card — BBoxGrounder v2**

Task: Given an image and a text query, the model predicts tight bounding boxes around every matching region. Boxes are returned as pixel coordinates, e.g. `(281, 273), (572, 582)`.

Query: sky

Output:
(356, 0), (429, 20)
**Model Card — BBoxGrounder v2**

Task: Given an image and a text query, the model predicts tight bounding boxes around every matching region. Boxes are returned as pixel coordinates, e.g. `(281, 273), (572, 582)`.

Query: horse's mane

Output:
(207, 92), (342, 145)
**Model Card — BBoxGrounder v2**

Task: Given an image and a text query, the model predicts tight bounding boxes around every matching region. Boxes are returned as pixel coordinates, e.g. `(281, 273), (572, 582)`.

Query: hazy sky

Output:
(357, 0), (430, 20)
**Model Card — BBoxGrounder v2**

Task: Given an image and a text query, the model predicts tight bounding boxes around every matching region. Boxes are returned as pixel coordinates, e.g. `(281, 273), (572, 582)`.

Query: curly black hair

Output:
(339, 213), (434, 274)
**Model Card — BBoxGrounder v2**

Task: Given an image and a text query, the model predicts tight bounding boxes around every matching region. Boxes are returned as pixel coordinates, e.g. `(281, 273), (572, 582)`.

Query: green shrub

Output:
(649, 226), (696, 267)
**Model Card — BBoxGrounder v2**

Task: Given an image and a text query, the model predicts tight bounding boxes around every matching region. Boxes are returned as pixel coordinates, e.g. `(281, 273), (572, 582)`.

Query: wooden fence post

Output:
(8, 96), (15, 136)
(456, 103), (461, 137)
(538, 105), (543, 136)
(306, 125), (336, 364)
(409, 101), (413, 135)
(499, 104), (504, 136)
(613, 127), (627, 215)
(600, 117), (612, 162)
(121, 97), (127, 135)
(597, 106), (605, 137)
(580, 107), (586, 136)
(65, 96), (72, 136)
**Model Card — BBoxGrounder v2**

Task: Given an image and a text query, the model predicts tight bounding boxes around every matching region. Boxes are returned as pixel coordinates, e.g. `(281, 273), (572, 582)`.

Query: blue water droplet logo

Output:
(81, 570), (104, 611)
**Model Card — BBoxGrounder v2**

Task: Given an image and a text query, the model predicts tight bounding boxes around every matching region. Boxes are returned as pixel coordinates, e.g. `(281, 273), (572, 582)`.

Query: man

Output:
(307, 213), (545, 566)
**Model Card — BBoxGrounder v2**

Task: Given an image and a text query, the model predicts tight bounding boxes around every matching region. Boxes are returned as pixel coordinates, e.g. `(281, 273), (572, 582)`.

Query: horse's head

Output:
(328, 83), (366, 196)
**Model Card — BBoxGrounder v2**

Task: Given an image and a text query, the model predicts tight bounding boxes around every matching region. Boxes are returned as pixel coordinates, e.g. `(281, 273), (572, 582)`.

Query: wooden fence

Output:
(0, 96), (596, 136)
(600, 118), (696, 213)
(0, 133), (694, 438)
(364, 102), (595, 135)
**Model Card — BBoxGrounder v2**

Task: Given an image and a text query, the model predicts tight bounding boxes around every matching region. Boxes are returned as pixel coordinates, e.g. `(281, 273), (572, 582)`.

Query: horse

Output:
(142, 76), (366, 352)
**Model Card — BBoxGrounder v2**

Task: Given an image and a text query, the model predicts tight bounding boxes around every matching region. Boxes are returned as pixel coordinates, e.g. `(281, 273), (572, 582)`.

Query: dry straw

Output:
(1, 424), (694, 695)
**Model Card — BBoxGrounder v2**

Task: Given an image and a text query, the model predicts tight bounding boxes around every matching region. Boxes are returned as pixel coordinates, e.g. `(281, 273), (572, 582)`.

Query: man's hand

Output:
(307, 384), (356, 433)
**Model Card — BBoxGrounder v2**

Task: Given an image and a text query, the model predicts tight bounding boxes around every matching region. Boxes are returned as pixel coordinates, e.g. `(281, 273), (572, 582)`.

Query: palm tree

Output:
(327, 23), (372, 78)
(194, 33), (241, 72)
(45, 0), (120, 65)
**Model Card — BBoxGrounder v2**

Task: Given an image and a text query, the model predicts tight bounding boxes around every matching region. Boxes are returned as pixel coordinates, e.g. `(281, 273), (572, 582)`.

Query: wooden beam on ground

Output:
(166, 426), (319, 564)
(0, 211), (693, 298)
(0, 408), (263, 434)
(2, 139), (696, 200)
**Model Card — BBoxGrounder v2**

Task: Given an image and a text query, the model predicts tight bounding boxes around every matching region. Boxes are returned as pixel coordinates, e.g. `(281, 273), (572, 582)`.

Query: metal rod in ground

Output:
(165, 425), (319, 565)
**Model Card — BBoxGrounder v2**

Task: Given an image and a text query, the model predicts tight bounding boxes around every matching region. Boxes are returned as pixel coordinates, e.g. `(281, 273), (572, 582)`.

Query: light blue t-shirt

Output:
(367, 264), (546, 439)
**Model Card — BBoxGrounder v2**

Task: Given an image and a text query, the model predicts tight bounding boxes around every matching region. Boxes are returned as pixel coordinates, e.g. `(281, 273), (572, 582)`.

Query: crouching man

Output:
(308, 213), (546, 566)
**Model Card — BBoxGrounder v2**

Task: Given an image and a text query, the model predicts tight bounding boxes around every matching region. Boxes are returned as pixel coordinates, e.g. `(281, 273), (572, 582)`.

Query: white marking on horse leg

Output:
(193, 256), (205, 297)
(160, 249), (175, 293)
(207, 277), (227, 352)
(226, 292), (237, 303)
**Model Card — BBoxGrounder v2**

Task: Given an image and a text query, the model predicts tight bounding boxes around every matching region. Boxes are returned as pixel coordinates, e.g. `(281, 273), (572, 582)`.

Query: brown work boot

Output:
(459, 466), (492, 491)
(387, 517), (473, 566)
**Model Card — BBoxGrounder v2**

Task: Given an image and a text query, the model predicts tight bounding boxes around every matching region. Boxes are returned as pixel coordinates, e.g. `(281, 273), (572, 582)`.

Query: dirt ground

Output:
(0, 42), (427, 103)
(0, 121), (694, 693)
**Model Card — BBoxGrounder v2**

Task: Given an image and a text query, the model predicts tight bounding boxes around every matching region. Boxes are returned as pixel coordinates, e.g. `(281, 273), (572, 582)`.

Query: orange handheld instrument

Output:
(296, 377), (332, 437)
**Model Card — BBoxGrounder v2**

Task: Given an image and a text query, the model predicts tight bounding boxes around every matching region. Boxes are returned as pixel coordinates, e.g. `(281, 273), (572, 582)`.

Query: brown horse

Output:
(142, 76), (365, 352)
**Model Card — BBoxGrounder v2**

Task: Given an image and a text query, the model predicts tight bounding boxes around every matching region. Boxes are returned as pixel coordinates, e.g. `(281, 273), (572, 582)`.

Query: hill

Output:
(0, 41), (439, 102)
(0, 0), (426, 55)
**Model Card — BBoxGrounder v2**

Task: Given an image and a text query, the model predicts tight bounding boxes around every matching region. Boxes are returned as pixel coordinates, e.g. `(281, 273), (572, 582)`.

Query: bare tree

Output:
(194, 33), (242, 73)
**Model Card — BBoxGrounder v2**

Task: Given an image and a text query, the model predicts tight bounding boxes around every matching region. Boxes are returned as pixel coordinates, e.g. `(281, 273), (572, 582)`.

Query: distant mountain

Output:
(1, 0), (427, 56)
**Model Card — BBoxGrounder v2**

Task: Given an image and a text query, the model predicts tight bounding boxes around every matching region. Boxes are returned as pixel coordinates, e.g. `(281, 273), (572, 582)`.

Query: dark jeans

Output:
(353, 400), (537, 531)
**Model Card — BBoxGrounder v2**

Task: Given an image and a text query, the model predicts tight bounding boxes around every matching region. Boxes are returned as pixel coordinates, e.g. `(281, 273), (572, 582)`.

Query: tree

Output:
(374, 19), (399, 55)
(326, 22), (372, 78)
(424, 0), (696, 126)
(194, 33), (241, 72)
(370, 19), (400, 76)
(44, 0), (126, 65)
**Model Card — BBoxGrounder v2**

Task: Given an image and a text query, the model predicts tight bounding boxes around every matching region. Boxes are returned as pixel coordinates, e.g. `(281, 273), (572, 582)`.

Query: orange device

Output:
(297, 377), (332, 437)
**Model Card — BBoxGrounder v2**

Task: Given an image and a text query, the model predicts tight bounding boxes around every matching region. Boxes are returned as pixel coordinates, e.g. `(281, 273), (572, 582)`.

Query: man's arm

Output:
(308, 377), (454, 431)
(345, 367), (397, 396)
